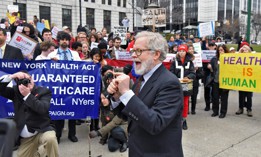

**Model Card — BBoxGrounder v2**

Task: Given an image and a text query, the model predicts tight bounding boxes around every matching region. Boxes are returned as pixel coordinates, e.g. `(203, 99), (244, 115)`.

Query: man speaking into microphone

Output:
(107, 31), (184, 157)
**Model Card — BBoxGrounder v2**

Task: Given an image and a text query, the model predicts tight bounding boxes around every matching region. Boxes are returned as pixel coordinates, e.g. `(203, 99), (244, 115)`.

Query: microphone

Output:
(123, 64), (132, 75)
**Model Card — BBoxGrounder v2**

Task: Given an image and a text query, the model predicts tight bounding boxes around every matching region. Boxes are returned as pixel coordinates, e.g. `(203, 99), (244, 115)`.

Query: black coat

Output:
(170, 54), (196, 96)
(3, 44), (24, 60)
(0, 81), (54, 142)
(116, 65), (184, 157)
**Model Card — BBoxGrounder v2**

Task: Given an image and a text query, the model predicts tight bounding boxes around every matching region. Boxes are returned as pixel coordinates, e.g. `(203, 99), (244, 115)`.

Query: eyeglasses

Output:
(130, 49), (152, 56)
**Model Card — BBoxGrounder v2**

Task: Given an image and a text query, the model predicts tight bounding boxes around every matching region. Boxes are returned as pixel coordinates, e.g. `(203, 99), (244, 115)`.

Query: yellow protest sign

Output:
(220, 53), (261, 92)
(44, 20), (50, 29)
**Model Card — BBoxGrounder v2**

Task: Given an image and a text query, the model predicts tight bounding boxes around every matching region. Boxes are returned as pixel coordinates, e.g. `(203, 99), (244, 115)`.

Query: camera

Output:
(15, 78), (31, 86)
(104, 72), (114, 81)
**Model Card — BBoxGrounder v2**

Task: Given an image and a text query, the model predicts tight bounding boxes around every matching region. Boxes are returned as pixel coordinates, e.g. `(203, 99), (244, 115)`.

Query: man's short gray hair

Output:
(135, 31), (168, 61)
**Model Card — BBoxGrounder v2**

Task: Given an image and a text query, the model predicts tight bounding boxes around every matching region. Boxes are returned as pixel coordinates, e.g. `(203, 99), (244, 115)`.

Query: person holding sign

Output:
(170, 44), (195, 130)
(48, 31), (81, 143)
(187, 45), (204, 114)
(208, 44), (230, 118)
(0, 71), (59, 157)
(236, 44), (253, 117)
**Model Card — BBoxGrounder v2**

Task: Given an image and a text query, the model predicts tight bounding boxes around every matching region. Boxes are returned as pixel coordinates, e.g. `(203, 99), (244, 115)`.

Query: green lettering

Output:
(234, 78), (241, 86)
(222, 77), (228, 85)
(249, 79), (256, 88)
(241, 79), (248, 87)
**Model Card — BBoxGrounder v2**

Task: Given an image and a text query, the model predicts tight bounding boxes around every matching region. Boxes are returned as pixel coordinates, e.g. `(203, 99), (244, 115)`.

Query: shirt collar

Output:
(1, 43), (7, 56)
(143, 63), (162, 83)
(57, 47), (69, 54)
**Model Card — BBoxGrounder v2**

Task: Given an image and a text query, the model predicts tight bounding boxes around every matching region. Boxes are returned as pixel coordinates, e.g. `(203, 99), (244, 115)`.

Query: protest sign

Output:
(142, 8), (166, 27)
(193, 42), (202, 53)
(51, 26), (61, 39)
(115, 50), (132, 60)
(0, 60), (101, 119)
(220, 53), (261, 92)
(215, 42), (226, 46)
(16, 26), (23, 32)
(198, 21), (215, 37)
(8, 32), (38, 56)
(90, 42), (99, 50)
(44, 20), (50, 29)
(113, 26), (127, 45)
(37, 22), (45, 34)
(193, 54), (203, 67)
(164, 54), (176, 62)
(201, 50), (216, 62)
(0, 24), (5, 29)
(7, 5), (18, 13)
(6, 32), (11, 42)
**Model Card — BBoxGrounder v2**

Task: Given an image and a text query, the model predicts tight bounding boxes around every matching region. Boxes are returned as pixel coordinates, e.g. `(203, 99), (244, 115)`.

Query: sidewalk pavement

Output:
(13, 87), (261, 157)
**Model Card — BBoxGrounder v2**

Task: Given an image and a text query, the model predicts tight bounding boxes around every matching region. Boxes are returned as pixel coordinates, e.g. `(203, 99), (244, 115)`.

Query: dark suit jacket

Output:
(0, 80), (53, 142)
(3, 44), (24, 60)
(121, 64), (184, 157)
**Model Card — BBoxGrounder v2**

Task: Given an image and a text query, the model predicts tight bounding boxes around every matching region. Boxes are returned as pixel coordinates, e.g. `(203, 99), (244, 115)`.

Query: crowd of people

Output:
(0, 13), (256, 157)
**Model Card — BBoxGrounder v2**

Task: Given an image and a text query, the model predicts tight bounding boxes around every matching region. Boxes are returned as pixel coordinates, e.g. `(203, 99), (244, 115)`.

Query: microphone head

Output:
(123, 64), (132, 75)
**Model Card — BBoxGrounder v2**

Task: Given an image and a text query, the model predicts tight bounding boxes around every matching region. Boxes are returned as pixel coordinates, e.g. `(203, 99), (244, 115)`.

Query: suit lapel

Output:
(3, 44), (10, 59)
(138, 65), (165, 100)
(128, 65), (165, 131)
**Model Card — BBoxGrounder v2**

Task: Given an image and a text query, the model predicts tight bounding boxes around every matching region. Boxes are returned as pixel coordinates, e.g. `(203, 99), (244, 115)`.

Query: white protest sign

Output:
(0, 24), (5, 29)
(215, 42), (225, 46)
(201, 50), (216, 62)
(115, 50), (132, 60)
(142, 8), (166, 27)
(90, 42), (99, 50)
(7, 5), (19, 13)
(164, 54), (176, 62)
(6, 32), (11, 42)
(198, 21), (215, 37)
(8, 32), (38, 55)
(51, 26), (61, 39)
(16, 26), (24, 33)
(193, 42), (202, 53)
(113, 26), (127, 45)
(193, 54), (203, 67)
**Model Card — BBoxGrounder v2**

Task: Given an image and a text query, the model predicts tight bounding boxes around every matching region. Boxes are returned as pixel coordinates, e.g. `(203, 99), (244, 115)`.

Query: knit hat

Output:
(178, 44), (188, 52)
(240, 42), (250, 48)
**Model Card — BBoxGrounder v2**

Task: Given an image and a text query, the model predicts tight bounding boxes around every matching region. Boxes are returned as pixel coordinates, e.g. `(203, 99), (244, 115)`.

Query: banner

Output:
(142, 8), (166, 27)
(106, 59), (172, 70)
(0, 60), (101, 119)
(8, 32), (38, 56)
(220, 53), (261, 92)
(198, 21), (215, 37)
(113, 26), (127, 45)
(201, 50), (216, 62)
